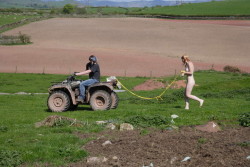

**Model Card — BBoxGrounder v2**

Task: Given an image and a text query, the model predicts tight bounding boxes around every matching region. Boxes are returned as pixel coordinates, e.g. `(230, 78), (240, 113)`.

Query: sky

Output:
(74, 0), (218, 2)
(105, 0), (205, 1)
(74, 0), (210, 1)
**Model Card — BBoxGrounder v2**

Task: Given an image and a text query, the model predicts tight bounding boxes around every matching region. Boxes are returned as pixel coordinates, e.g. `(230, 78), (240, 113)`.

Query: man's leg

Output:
(79, 81), (86, 101)
(79, 79), (98, 101)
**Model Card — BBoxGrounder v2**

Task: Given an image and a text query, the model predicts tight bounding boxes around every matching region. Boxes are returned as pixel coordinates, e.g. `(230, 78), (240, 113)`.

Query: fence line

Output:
(11, 66), (166, 77)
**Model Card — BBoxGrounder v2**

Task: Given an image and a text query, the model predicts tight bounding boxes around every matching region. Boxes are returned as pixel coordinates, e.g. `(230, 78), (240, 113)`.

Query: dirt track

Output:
(1, 18), (250, 77)
(73, 126), (250, 167)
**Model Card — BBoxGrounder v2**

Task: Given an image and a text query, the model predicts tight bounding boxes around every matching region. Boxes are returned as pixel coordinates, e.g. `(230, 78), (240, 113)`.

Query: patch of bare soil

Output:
(71, 126), (250, 167)
(133, 79), (166, 91)
(171, 80), (186, 89)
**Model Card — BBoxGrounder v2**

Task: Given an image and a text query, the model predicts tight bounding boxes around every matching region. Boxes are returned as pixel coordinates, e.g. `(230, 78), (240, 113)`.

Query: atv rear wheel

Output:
(110, 92), (119, 109)
(47, 90), (71, 112)
(90, 90), (111, 111)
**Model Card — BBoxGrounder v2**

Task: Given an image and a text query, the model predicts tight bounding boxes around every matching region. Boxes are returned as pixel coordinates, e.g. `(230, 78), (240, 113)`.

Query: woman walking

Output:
(181, 55), (204, 110)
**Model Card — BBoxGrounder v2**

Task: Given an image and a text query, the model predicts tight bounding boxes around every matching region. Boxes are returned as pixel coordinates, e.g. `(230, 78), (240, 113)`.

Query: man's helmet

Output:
(89, 55), (97, 62)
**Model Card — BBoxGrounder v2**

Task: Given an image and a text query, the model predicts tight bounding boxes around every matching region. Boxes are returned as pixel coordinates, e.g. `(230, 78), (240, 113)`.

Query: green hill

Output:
(0, 0), (79, 8)
(130, 0), (250, 16)
(0, 0), (249, 17)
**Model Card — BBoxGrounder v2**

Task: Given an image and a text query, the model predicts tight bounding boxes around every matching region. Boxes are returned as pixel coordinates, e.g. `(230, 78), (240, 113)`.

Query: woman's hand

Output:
(181, 70), (185, 76)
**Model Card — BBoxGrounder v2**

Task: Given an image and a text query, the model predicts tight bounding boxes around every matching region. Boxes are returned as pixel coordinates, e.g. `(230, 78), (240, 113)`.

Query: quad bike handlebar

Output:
(66, 72), (80, 82)
(67, 75), (76, 82)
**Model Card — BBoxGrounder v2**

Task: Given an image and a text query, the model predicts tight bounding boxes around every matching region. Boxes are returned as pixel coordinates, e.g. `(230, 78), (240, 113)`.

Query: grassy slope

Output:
(0, 0), (249, 16)
(0, 14), (38, 26)
(0, 71), (249, 166)
(129, 0), (250, 16)
(0, 0), (42, 8)
(75, 0), (250, 16)
(0, 0), (79, 8)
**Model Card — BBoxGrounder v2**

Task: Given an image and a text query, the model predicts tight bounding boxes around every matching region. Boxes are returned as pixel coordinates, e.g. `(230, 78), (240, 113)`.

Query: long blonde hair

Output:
(181, 55), (190, 65)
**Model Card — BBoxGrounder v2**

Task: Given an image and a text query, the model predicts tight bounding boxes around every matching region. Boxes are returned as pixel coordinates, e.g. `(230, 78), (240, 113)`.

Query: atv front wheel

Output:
(90, 90), (111, 111)
(47, 90), (71, 112)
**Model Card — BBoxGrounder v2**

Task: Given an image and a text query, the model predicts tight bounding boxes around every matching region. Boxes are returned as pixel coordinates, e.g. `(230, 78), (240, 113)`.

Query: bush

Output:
(75, 7), (87, 15)
(223, 65), (241, 73)
(63, 4), (75, 14)
(239, 112), (250, 127)
(18, 32), (31, 44)
(0, 32), (31, 45)
(0, 150), (23, 167)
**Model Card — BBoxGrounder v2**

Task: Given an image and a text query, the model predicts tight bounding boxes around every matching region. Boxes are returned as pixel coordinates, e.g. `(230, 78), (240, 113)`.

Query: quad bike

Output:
(47, 75), (119, 112)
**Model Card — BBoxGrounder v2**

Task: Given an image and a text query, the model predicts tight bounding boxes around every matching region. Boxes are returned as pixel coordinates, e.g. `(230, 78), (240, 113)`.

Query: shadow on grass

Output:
(174, 105), (182, 108)
(75, 106), (93, 111)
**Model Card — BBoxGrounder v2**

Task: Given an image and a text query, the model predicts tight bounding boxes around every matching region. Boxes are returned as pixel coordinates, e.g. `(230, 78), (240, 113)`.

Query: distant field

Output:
(72, 0), (250, 16)
(70, 0), (250, 16)
(86, 7), (129, 15)
(132, 0), (250, 16)
(1, 17), (250, 77)
(0, 0), (77, 8)
(0, 0), (249, 17)
(0, 14), (38, 26)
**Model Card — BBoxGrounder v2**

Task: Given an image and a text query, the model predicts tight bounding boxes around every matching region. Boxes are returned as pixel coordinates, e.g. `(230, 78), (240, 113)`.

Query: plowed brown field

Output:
(1, 18), (250, 77)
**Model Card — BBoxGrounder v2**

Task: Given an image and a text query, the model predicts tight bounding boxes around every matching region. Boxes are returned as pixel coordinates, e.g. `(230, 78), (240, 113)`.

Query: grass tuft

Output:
(0, 150), (23, 167)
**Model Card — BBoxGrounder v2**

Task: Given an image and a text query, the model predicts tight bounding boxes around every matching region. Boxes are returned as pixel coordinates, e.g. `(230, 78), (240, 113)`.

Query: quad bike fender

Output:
(48, 84), (77, 105)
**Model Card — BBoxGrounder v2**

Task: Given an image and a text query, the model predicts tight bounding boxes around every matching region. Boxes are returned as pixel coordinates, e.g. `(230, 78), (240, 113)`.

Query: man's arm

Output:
(75, 70), (91, 76)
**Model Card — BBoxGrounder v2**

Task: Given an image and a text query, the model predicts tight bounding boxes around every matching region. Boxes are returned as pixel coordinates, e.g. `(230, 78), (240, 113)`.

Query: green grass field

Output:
(81, 0), (250, 16)
(0, 13), (43, 34)
(0, 0), (78, 9)
(0, 71), (249, 166)
(130, 0), (250, 16)
(0, 0), (249, 17)
(85, 7), (128, 15)
(0, 14), (38, 26)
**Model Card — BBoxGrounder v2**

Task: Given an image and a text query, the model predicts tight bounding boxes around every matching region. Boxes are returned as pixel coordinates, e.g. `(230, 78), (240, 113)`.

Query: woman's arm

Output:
(184, 62), (194, 75)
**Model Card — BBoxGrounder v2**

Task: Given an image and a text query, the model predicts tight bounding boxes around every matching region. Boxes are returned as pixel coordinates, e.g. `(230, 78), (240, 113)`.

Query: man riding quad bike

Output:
(47, 75), (119, 112)
(47, 55), (119, 112)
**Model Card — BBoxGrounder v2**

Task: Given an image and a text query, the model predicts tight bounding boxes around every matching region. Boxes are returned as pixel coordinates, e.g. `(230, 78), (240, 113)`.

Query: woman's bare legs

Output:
(185, 79), (204, 110)
(185, 96), (190, 110)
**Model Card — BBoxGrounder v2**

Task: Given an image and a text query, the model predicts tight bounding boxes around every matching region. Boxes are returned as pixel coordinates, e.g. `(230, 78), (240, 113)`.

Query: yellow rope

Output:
(117, 75), (179, 100)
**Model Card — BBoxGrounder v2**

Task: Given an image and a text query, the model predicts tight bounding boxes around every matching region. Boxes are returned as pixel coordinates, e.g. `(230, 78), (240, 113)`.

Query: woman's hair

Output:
(181, 55), (190, 63)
